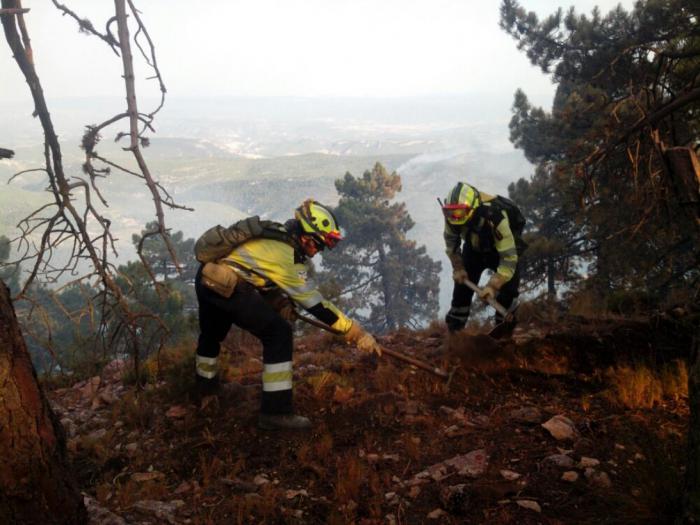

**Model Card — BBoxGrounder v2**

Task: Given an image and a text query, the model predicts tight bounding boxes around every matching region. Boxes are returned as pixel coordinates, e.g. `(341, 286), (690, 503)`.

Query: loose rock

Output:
(578, 457), (600, 468)
(542, 415), (578, 441)
(500, 469), (521, 481)
(165, 405), (188, 418)
(516, 499), (542, 513)
(445, 449), (489, 477)
(509, 406), (542, 424)
(427, 508), (447, 519)
(561, 471), (579, 482)
(545, 454), (575, 468)
(585, 468), (612, 488)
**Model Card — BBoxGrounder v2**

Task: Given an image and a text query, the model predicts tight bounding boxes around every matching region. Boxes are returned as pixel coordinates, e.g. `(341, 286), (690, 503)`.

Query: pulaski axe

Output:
(294, 311), (452, 381)
(455, 276), (517, 339)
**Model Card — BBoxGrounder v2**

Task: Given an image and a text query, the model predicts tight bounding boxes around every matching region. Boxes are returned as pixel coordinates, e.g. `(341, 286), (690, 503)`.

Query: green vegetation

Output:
(501, 0), (700, 310)
(320, 163), (441, 332)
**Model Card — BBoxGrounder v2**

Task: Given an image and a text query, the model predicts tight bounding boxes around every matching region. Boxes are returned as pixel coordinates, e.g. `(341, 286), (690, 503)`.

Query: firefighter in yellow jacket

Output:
(194, 199), (381, 430)
(441, 182), (526, 334)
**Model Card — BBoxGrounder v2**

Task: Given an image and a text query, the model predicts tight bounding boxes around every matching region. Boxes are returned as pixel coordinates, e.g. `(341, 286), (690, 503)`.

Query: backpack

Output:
(194, 216), (296, 263)
(471, 196), (528, 254)
(492, 195), (526, 237)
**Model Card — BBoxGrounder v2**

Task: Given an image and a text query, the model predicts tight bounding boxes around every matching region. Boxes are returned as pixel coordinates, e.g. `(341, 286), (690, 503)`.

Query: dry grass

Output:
(568, 289), (609, 318)
(605, 360), (687, 409)
(333, 453), (365, 505)
(304, 371), (347, 398)
(111, 390), (155, 429)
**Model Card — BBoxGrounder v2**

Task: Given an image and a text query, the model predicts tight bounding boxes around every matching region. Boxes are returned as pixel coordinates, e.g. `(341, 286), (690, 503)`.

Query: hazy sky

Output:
(2, 0), (632, 106)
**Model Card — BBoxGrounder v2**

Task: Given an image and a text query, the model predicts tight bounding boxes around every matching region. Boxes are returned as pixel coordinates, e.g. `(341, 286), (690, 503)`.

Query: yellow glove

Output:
(357, 333), (382, 356)
(344, 322), (382, 356)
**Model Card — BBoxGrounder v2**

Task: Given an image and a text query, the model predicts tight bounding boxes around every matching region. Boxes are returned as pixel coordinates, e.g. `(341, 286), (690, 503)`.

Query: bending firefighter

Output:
(441, 182), (527, 335)
(193, 199), (381, 430)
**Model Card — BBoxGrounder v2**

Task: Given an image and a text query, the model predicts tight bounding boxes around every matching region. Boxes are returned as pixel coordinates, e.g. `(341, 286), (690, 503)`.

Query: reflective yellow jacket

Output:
(444, 193), (519, 282)
(224, 238), (353, 334)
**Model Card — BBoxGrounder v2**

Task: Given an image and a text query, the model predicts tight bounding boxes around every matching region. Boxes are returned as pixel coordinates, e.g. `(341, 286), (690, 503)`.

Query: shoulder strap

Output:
(258, 220), (301, 251)
(195, 215), (300, 263)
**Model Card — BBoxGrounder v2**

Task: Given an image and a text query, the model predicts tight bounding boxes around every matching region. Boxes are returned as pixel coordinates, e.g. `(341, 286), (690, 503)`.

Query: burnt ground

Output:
(48, 315), (690, 524)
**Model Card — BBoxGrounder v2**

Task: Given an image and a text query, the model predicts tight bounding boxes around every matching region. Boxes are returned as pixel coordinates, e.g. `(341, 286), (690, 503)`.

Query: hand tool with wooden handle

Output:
(294, 311), (450, 380)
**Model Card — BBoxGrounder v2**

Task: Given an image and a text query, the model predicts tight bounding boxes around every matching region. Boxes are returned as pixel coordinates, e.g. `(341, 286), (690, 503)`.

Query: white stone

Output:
(444, 449), (489, 477)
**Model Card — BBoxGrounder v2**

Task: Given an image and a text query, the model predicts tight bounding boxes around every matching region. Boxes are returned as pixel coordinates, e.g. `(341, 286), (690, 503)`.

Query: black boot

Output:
(445, 307), (469, 333)
(194, 374), (220, 398)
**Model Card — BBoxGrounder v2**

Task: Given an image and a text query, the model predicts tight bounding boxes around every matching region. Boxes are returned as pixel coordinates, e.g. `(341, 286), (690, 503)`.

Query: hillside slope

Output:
(48, 315), (690, 524)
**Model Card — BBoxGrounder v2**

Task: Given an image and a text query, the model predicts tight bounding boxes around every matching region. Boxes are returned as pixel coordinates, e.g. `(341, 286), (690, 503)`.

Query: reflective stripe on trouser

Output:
(195, 265), (294, 414)
(447, 305), (470, 322)
(196, 355), (218, 379)
(262, 361), (293, 392)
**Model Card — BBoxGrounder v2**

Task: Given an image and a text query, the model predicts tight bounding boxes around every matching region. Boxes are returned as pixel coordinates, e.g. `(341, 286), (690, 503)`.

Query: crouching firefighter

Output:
(440, 182), (527, 336)
(193, 199), (382, 430)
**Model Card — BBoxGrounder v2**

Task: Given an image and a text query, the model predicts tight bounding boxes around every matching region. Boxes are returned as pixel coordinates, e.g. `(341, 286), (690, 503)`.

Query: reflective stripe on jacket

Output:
(224, 238), (353, 333)
(444, 195), (519, 283)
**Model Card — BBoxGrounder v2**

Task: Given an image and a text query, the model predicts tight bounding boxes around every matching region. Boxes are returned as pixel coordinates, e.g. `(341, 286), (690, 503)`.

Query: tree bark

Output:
(0, 280), (86, 524)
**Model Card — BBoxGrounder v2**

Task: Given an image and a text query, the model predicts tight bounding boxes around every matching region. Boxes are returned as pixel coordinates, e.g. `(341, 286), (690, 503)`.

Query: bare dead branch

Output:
(51, 0), (119, 55)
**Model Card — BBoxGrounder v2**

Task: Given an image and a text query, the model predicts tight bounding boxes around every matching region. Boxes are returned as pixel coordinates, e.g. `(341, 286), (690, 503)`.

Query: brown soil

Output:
(49, 316), (689, 524)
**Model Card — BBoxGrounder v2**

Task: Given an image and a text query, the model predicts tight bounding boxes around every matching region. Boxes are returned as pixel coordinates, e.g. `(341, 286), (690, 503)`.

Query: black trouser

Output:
(446, 248), (521, 331)
(195, 266), (293, 414)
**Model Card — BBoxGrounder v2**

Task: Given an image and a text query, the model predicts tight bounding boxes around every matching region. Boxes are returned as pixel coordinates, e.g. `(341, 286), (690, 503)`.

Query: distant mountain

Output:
(0, 96), (535, 313)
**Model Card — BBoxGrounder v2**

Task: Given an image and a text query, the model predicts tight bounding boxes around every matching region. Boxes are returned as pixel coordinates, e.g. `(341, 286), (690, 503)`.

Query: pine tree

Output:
(507, 164), (584, 298)
(500, 0), (700, 517)
(501, 0), (700, 302)
(320, 163), (441, 333)
(132, 221), (197, 284)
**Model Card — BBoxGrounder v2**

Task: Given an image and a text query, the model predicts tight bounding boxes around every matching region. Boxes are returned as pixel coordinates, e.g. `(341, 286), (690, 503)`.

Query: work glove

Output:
(447, 251), (468, 284)
(344, 321), (382, 357)
(357, 332), (382, 356)
(479, 274), (506, 303)
(478, 285), (497, 303)
(453, 268), (468, 284)
(264, 290), (296, 322)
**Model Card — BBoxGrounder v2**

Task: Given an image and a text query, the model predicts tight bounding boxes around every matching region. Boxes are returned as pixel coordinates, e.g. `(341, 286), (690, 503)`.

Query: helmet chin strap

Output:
(299, 234), (320, 257)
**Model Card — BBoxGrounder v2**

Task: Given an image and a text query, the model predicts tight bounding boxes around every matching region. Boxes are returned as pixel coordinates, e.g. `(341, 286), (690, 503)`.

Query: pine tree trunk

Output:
(377, 244), (396, 331)
(547, 255), (556, 298)
(0, 280), (87, 524)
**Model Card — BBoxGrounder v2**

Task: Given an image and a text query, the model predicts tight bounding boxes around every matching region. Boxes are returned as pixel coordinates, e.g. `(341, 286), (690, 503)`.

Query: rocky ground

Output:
(48, 315), (689, 524)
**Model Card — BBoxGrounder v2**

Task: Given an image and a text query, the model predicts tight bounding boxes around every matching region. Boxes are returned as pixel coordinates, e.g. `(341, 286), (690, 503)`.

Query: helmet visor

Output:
(323, 230), (343, 249)
(442, 204), (471, 223)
